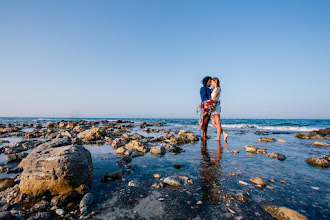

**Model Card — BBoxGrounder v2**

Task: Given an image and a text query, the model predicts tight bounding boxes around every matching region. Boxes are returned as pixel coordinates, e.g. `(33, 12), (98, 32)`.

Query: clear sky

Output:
(1, 0), (329, 119)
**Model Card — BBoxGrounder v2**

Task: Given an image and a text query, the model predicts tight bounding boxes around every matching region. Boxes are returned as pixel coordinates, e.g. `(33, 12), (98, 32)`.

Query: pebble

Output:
(311, 186), (320, 190)
(268, 179), (275, 183)
(153, 173), (161, 180)
(280, 180), (286, 183)
(196, 201), (203, 205)
(266, 186), (274, 189)
(128, 180), (136, 187)
(229, 172), (238, 176)
(56, 209), (65, 216)
(239, 181), (249, 186)
(158, 198), (165, 201)
(79, 193), (94, 208)
(173, 163), (182, 169)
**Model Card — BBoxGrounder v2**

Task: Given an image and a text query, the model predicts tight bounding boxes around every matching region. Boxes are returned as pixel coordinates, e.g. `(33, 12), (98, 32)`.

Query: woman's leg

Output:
(211, 114), (217, 128)
(219, 114), (228, 142)
(213, 114), (221, 140)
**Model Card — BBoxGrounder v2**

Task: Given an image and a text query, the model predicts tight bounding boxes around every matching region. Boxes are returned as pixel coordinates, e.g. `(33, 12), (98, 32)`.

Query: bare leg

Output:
(211, 115), (217, 128)
(218, 114), (228, 142)
(213, 114), (221, 140)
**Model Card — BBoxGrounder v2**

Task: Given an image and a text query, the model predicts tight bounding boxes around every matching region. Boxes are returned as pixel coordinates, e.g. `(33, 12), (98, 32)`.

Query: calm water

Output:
(0, 117), (329, 219)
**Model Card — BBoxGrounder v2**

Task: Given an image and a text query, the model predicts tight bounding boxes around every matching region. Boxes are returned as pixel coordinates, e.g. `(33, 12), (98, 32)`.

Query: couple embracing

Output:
(200, 76), (228, 141)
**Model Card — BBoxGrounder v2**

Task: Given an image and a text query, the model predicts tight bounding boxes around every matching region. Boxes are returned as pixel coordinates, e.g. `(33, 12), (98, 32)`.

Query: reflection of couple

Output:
(200, 76), (228, 141)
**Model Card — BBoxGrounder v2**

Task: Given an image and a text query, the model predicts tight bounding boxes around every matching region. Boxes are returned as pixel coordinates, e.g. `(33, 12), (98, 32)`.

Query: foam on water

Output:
(221, 124), (319, 132)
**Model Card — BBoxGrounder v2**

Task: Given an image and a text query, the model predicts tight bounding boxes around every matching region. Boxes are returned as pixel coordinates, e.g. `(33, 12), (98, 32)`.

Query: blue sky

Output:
(1, 0), (329, 119)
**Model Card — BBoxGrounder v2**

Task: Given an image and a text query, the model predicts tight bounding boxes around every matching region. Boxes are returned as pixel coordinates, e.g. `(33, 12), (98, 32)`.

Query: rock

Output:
(266, 153), (286, 161)
(151, 183), (164, 189)
(101, 170), (122, 182)
(294, 128), (330, 139)
(244, 145), (257, 153)
(322, 155), (330, 161)
(0, 178), (15, 192)
(280, 180), (286, 183)
(249, 177), (266, 187)
(311, 142), (330, 147)
(77, 127), (106, 142)
(258, 137), (276, 142)
(128, 180), (135, 187)
(230, 150), (239, 154)
(125, 140), (149, 153)
(227, 194), (250, 204)
(55, 208), (65, 216)
(112, 138), (128, 149)
(278, 139), (286, 143)
(19, 142), (93, 196)
(238, 181), (249, 186)
(121, 156), (132, 163)
(131, 151), (144, 157)
(115, 146), (127, 154)
(31, 200), (50, 212)
(6, 152), (29, 163)
(80, 206), (87, 213)
(79, 193), (94, 208)
(178, 130), (199, 141)
(305, 157), (329, 168)
(150, 146), (166, 154)
(173, 163), (181, 169)
(0, 211), (11, 220)
(163, 177), (181, 187)
(153, 174), (161, 180)
(60, 131), (73, 139)
(260, 204), (307, 220)
(268, 179), (275, 183)
(257, 148), (267, 154)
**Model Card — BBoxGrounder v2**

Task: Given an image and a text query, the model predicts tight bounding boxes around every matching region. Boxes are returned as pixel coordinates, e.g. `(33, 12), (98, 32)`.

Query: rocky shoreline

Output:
(0, 120), (329, 219)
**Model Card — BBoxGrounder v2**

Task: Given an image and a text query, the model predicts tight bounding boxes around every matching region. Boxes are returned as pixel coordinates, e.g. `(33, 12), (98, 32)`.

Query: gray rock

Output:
(79, 193), (94, 208)
(150, 146), (166, 154)
(0, 211), (11, 220)
(55, 208), (65, 216)
(111, 138), (128, 149)
(121, 156), (132, 163)
(6, 152), (29, 163)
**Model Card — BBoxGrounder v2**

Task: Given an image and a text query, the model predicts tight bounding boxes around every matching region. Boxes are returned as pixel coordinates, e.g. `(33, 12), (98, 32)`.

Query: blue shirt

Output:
(200, 86), (211, 102)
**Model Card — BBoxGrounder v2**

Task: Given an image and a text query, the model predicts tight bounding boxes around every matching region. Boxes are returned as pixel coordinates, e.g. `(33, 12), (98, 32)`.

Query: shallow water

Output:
(0, 118), (329, 219)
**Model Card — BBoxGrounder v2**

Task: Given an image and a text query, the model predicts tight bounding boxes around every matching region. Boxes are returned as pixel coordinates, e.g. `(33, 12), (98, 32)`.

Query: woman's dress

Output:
(211, 87), (221, 115)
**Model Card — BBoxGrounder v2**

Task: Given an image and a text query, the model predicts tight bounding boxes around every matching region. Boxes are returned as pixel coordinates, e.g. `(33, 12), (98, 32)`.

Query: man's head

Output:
(202, 76), (212, 87)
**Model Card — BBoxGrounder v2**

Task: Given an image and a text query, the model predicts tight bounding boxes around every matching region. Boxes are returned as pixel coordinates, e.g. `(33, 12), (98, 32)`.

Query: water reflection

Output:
(199, 140), (226, 203)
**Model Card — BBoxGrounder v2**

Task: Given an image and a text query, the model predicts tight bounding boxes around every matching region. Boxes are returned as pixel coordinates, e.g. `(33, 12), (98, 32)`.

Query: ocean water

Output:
(0, 117), (329, 219)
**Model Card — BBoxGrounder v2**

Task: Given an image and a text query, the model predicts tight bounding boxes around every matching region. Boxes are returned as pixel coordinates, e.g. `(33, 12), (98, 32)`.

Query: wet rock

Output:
(227, 194), (250, 204)
(79, 193), (94, 208)
(178, 130), (199, 142)
(150, 146), (166, 154)
(239, 181), (249, 186)
(268, 179), (275, 183)
(258, 137), (276, 142)
(266, 152), (286, 161)
(6, 152), (29, 163)
(111, 138), (128, 149)
(77, 127), (106, 142)
(322, 155), (330, 161)
(163, 177), (181, 187)
(294, 128), (330, 139)
(311, 142), (330, 147)
(125, 140), (149, 153)
(173, 163), (181, 169)
(56, 208), (65, 216)
(230, 150), (239, 154)
(257, 148), (267, 154)
(101, 170), (122, 182)
(19, 141), (93, 196)
(278, 139), (286, 143)
(128, 180), (136, 187)
(131, 151), (144, 157)
(165, 133), (175, 139)
(149, 136), (165, 142)
(229, 172), (238, 176)
(28, 212), (51, 220)
(0, 211), (12, 220)
(160, 143), (185, 154)
(0, 178), (15, 192)
(260, 204), (307, 220)
(153, 174), (161, 180)
(305, 157), (329, 168)
(121, 156), (132, 163)
(151, 183), (164, 189)
(30, 200), (50, 212)
(244, 145), (258, 153)
(249, 177), (266, 187)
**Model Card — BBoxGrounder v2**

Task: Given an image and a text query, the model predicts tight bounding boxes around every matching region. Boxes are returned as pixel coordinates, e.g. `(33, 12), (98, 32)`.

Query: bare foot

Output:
(223, 133), (228, 142)
(201, 136), (206, 140)
(214, 138), (221, 141)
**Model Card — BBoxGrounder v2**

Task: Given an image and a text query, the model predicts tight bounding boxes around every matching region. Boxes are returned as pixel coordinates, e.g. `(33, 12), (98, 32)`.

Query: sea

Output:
(0, 117), (329, 219)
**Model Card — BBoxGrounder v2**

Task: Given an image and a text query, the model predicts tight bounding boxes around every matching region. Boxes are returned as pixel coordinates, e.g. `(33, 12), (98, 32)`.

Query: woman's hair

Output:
(212, 77), (220, 89)
(202, 76), (212, 86)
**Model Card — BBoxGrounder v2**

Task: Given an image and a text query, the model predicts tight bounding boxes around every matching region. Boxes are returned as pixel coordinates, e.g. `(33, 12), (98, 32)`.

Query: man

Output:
(200, 76), (212, 140)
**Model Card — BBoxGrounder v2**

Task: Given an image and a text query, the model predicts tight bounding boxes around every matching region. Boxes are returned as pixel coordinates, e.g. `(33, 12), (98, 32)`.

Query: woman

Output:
(210, 77), (228, 141)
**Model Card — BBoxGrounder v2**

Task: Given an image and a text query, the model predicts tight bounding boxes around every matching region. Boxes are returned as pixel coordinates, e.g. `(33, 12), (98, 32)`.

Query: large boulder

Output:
(19, 139), (93, 196)
(77, 127), (106, 142)
(125, 140), (149, 153)
(261, 204), (307, 220)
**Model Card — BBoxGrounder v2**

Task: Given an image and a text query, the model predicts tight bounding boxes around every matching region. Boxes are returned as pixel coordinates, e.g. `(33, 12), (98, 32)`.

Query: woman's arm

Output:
(212, 88), (218, 100)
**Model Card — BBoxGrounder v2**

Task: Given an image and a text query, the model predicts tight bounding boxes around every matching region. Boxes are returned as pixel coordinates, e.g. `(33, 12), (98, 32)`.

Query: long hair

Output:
(212, 77), (221, 91)
(202, 76), (212, 86)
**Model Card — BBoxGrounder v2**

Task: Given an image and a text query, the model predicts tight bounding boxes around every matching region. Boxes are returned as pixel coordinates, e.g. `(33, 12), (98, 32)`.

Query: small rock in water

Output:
(79, 193), (94, 208)
(249, 176), (266, 188)
(258, 137), (276, 142)
(151, 183), (164, 188)
(128, 180), (136, 187)
(230, 150), (239, 154)
(173, 163), (182, 169)
(280, 180), (286, 183)
(322, 155), (330, 161)
(277, 139), (286, 143)
(266, 186), (274, 189)
(121, 155), (132, 163)
(268, 179), (275, 183)
(56, 209), (65, 216)
(229, 172), (238, 176)
(239, 181), (249, 186)
(311, 142), (330, 147)
(196, 201), (203, 205)
(260, 204), (307, 220)
(153, 173), (161, 180)
(163, 177), (181, 187)
(158, 198), (165, 201)
(305, 157), (329, 168)
(311, 186), (319, 190)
